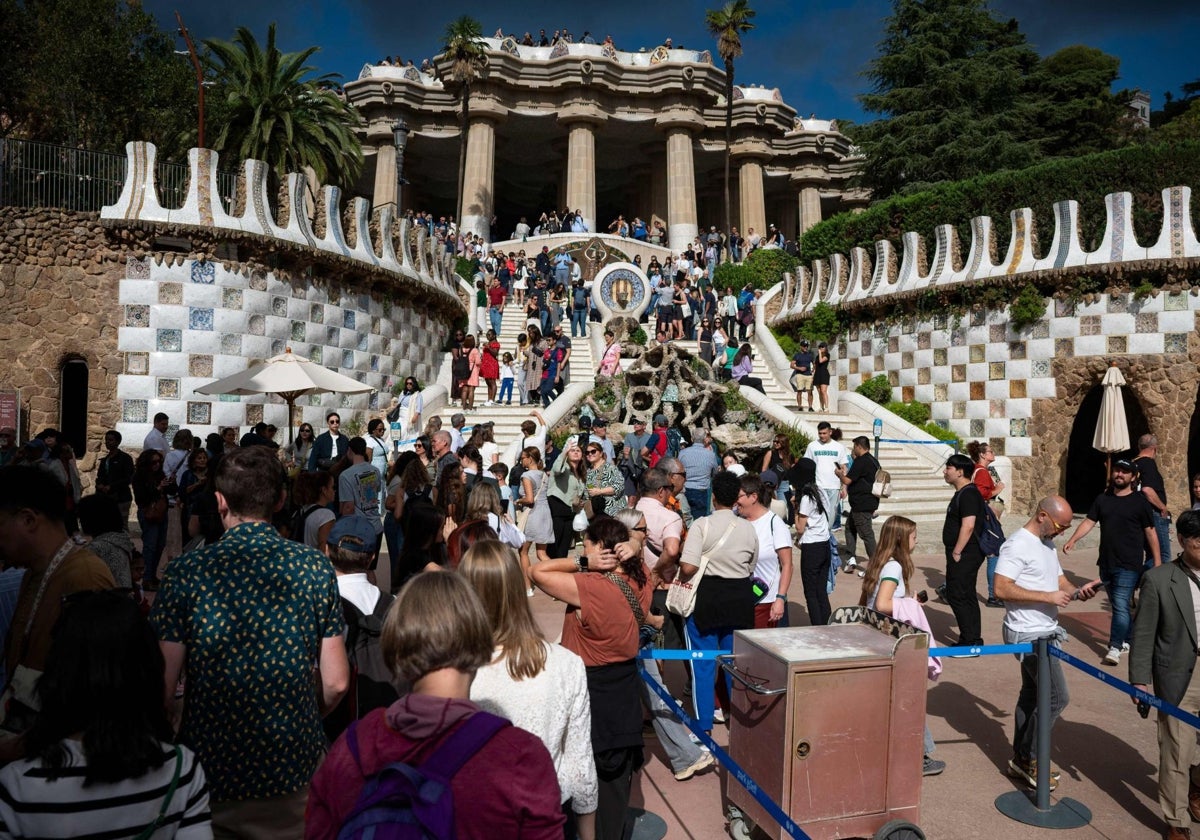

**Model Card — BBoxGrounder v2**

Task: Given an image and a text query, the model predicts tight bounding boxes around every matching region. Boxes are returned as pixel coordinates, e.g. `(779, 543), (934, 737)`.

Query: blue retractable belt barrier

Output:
(638, 661), (810, 840)
(935, 643), (1033, 657)
(1050, 646), (1200, 730)
(639, 649), (731, 660)
(876, 437), (958, 445)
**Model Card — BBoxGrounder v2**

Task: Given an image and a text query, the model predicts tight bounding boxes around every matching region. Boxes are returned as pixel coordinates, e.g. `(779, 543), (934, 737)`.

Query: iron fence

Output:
(0, 138), (237, 214)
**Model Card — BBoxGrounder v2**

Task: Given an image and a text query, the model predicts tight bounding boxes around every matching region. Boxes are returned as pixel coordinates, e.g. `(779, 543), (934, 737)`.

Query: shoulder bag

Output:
(606, 571), (662, 649)
(872, 467), (893, 499)
(666, 517), (739, 618)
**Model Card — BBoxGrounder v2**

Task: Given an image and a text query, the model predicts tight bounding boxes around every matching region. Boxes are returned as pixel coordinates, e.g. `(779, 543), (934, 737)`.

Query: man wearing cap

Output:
(590, 417), (615, 461)
(1064, 458), (1160, 667)
(791, 341), (815, 412)
(677, 427), (719, 518)
(338, 438), (384, 558)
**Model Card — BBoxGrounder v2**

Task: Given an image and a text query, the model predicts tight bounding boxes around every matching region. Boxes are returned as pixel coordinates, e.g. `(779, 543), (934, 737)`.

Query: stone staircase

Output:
(453, 303), (595, 449)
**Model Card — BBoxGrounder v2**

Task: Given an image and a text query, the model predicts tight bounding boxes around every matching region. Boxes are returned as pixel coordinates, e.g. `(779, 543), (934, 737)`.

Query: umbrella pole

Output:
(287, 398), (296, 445)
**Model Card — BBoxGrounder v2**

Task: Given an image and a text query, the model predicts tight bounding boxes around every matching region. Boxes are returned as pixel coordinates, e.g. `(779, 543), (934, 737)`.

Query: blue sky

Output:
(151, 0), (1197, 123)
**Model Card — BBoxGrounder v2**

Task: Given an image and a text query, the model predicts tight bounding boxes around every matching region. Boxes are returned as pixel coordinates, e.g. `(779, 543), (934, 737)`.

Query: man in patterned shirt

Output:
(151, 445), (348, 837)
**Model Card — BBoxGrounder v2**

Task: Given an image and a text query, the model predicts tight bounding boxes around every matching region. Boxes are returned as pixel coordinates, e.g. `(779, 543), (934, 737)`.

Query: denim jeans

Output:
(641, 644), (705, 771)
(1102, 566), (1142, 649)
(498, 378), (513, 404)
(986, 555), (999, 599)
(1003, 626), (1070, 762)
(488, 306), (502, 335)
(1149, 510), (1172, 568)
(684, 618), (738, 733)
(137, 511), (166, 580)
(570, 308), (587, 337)
(684, 487), (710, 518)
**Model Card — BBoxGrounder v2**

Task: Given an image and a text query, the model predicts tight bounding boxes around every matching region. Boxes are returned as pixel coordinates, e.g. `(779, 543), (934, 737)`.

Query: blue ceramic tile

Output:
(189, 307), (214, 331)
(341, 349), (354, 368)
(157, 329), (182, 352)
(271, 339), (286, 356)
(190, 260), (216, 284)
(343, 310), (355, 330)
(187, 401), (211, 425)
(357, 333), (368, 351)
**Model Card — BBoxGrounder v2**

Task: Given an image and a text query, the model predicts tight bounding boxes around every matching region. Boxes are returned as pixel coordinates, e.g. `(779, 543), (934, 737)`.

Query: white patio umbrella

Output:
(1092, 361), (1130, 480)
(195, 348), (373, 444)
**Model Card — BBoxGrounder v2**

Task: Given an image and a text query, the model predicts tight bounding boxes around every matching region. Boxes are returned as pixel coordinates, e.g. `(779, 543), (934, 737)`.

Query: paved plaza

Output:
(524, 541), (1163, 840)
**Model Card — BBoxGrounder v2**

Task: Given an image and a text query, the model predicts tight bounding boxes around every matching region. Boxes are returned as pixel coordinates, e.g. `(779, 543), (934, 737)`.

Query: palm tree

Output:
(705, 1), (756, 243)
(440, 16), (486, 233)
(203, 24), (362, 190)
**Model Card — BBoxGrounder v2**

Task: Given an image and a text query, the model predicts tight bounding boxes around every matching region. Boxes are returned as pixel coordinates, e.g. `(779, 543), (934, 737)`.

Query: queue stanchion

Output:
(873, 418), (882, 459)
(994, 637), (1092, 828)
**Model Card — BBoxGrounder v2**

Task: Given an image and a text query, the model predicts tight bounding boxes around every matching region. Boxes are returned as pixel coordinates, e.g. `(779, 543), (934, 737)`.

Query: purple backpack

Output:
(336, 712), (510, 840)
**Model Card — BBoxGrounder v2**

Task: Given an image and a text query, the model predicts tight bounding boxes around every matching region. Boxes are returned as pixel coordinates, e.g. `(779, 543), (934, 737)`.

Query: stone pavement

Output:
(528, 541), (1165, 840)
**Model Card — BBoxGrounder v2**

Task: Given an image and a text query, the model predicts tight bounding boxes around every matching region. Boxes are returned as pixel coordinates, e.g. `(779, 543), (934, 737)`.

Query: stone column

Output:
(372, 143), (398, 210)
(460, 116), (498, 241)
(798, 186), (823, 235)
(564, 122), (597, 235)
(664, 128), (698, 252)
(650, 155), (668, 229)
(738, 158), (767, 242)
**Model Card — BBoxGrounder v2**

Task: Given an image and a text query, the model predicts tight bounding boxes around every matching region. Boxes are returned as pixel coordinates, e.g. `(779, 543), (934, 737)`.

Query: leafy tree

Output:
(1154, 78), (1200, 130)
(705, 0), (756, 239)
(1028, 45), (1133, 159)
(204, 24), (362, 188)
(439, 16), (486, 231)
(851, 0), (1043, 196)
(0, 0), (195, 154)
(1157, 99), (1200, 143)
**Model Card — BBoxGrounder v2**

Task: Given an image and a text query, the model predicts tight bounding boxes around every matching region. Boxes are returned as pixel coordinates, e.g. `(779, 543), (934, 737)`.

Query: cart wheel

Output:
(726, 806), (754, 840)
(873, 820), (925, 840)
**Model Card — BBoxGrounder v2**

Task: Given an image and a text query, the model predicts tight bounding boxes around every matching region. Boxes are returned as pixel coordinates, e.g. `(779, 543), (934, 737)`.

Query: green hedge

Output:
(743, 249), (799, 290)
(856, 375), (893, 405)
(883, 401), (931, 426)
(799, 141), (1200, 263)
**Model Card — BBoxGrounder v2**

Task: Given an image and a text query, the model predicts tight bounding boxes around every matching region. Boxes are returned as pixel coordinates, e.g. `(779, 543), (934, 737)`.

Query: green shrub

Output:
(713, 261), (755, 291)
(856, 375), (893, 405)
(723, 385), (751, 413)
(1009, 283), (1047, 331)
(797, 301), (844, 345)
(772, 327), (798, 359)
(773, 424), (811, 460)
(454, 256), (477, 279)
(799, 141), (1200, 263)
(629, 327), (648, 346)
(921, 422), (959, 442)
(743, 249), (799, 290)
(883, 401), (931, 426)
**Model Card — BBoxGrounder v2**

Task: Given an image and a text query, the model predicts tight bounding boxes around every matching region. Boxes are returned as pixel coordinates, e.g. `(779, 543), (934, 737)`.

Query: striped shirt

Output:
(0, 741), (211, 838)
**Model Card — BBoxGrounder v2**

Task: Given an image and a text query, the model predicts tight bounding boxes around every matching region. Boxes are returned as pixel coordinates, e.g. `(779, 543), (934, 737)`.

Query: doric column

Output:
(798, 186), (823, 235)
(738, 158), (767, 243)
(372, 143), (398, 210)
(559, 105), (604, 235)
(460, 116), (498, 241)
(649, 152), (668, 229)
(663, 127), (698, 252)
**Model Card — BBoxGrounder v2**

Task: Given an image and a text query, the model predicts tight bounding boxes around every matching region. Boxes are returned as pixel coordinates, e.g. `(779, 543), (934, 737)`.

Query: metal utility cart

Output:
(719, 609), (930, 840)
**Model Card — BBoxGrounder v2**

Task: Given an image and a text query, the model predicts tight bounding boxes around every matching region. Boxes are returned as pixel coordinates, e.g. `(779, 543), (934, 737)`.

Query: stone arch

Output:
(1062, 382), (1149, 511)
(58, 354), (89, 458)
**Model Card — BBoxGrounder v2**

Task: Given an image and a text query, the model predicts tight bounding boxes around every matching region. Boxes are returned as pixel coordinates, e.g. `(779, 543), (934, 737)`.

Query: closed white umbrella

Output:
(1093, 362), (1130, 480)
(195, 348), (373, 443)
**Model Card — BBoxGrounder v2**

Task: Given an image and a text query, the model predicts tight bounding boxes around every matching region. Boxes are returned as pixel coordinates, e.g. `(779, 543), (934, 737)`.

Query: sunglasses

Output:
(586, 448), (601, 455)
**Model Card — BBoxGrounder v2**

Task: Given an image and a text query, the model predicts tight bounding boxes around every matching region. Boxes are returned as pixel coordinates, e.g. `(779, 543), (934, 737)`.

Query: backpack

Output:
(452, 353), (470, 379)
(289, 504), (320, 543)
(977, 501), (1005, 557)
(337, 712), (510, 840)
(344, 594), (401, 718)
(572, 286), (588, 309)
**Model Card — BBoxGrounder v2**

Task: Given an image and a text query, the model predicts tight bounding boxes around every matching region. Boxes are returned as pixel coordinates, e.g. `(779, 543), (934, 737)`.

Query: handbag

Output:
(572, 508), (590, 532)
(872, 468), (892, 499)
(606, 572), (662, 649)
(142, 495), (168, 523)
(666, 517), (739, 618)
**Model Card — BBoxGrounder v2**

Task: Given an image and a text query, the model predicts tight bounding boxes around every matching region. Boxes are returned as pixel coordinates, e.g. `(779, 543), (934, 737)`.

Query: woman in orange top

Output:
(967, 440), (1005, 607)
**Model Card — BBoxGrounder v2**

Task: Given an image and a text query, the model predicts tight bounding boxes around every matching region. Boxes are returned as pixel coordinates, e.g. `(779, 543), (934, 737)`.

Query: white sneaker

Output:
(712, 708), (726, 724)
(1121, 642), (1130, 653)
(1103, 647), (1121, 666)
(843, 559), (858, 574)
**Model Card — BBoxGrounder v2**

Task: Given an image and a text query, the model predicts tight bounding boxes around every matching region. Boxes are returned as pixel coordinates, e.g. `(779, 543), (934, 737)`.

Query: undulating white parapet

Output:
(101, 141), (170, 223)
(1088, 192), (1141, 265)
(929, 224), (965, 286)
(1000, 207), (1038, 276)
(1148, 186), (1200, 260)
(843, 246), (874, 304)
(1033, 199), (1087, 272)
(345, 197), (379, 266)
(895, 231), (930, 293)
(825, 252), (848, 305)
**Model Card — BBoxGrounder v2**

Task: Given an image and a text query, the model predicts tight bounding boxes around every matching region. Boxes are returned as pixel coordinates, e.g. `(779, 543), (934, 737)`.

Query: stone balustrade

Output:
(774, 186), (1200, 324)
(100, 142), (460, 308)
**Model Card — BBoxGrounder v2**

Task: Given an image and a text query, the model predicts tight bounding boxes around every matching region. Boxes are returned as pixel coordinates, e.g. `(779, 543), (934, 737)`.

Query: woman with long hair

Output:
(790, 458), (831, 626)
(383, 451), (419, 566)
(293, 470), (336, 552)
(762, 432), (795, 509)
(307, 573), (565, 837)
(132, 449), (168, 590)
(0, 591), (210, 836)
(466, 481), (531, 588)
(531, 517), (650, 840)
(813, 341), (832, 411)
(731, 343), (764, 392)
(460, 334), (481, 411)
(292, 423), (316, 469)
(856, 515), (945, 776)
(396, 501), (449, 586)
(463, 540), (599, 838)
(435, 462), (467, 531)
(547, 436), (588, 558)
(967, 439), (1006, 608)
(517, 446), (555, 565)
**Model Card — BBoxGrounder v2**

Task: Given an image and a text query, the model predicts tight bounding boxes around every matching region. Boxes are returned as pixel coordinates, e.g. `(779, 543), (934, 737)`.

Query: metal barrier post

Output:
(994, 637), (1091, 828)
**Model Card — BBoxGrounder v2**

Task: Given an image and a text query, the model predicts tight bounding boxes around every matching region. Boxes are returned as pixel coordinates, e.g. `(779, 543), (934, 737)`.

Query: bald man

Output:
(994, 496), (1096, 792)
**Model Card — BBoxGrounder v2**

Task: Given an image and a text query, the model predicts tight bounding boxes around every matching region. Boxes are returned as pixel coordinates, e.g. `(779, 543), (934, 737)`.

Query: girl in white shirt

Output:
(791, 458), (832, 626)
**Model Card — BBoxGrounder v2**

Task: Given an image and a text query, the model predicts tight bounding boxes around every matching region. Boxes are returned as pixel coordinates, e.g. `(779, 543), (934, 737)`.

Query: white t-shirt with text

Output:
(803, 440), (849, 490)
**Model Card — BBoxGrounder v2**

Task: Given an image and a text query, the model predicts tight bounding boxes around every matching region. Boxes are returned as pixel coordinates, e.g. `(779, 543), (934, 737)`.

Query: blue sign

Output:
(873, 418), (883, 438)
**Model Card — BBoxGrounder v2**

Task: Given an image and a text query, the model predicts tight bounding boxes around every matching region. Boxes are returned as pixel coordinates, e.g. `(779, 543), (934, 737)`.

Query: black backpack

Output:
(290, 504), (320, 543)
(326, 593), (404, 741)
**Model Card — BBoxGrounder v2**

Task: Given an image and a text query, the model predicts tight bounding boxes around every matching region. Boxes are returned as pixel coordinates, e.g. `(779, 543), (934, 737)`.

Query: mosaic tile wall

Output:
(116, 256), (448, 444)
(832, 291), (1198, 458)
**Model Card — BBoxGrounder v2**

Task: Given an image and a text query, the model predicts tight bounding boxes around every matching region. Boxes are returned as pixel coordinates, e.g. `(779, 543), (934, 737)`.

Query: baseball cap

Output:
(327, 516), (378, 552)
(653, 413), (668, 426)
(592, 417), (607, 427)
(799, 339), (810, 346)
(761, 469), (780, 488)
(632, 417), (646, 426)
(1112, 459), (1138, 473)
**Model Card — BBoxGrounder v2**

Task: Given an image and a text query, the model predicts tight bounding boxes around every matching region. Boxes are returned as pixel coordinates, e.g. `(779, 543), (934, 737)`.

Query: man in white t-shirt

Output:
(994, 495), (1096, 792)
(803, 422), (848, 530)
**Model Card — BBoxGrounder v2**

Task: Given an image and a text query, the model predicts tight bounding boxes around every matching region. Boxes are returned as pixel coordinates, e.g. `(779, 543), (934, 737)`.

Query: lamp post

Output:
(391, 119), (410, 214)
(175, 12), (206, 148)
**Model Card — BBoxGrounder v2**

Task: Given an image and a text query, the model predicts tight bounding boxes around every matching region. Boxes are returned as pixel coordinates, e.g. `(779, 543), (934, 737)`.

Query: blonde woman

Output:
(463, 541), (598, 839)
